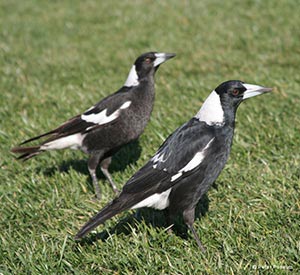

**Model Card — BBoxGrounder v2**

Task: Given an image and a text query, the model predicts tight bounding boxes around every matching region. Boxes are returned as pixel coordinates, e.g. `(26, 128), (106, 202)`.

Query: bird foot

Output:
(112, 188), (120, 195)
(93, 190), (102, 201)
(196, 240), (206, 253)
(165, 224), (174, 234)
(91, 196), (102, 203)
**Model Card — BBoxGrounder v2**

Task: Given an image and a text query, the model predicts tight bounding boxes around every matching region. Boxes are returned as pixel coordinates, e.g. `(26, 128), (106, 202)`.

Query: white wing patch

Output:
(151, 152), (165, 163)
(120, 101), (131, 109)
(84, 105), (95, 113)
(171, 138), (215, 182)
(151, 152), (166, 169)
(195, 90), (224, 126)
(41, 133), (86, 150)
(81, 101), (132, 125)
(131, 188), (172, 210)
(124, 65), (139, 87)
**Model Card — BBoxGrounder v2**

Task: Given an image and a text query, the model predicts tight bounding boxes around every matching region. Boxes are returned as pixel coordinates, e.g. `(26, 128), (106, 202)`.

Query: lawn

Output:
(0, 0), (299, 274)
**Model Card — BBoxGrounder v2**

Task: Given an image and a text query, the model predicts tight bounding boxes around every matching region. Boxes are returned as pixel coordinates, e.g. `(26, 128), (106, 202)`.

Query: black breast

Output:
(168, 126), (234, 214)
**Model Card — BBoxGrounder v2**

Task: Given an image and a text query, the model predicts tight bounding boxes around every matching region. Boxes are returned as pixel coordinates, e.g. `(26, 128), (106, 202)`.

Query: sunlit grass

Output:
(0, 0), (299, 273)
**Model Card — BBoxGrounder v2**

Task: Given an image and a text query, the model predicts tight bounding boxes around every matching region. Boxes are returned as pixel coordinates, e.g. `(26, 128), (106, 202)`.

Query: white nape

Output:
(195, 90), (224, 126)
(131, 188), (172, 210)
(124, 65), (139, 87)
(81, 101), (132, 125)
(41, 133), (86, 150)
(171, 138), (215, 182)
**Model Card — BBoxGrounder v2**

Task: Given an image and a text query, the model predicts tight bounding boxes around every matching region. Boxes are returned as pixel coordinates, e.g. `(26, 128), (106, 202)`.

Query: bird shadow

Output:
(76, 194), (210, 246)
(40, 140), (142, 188)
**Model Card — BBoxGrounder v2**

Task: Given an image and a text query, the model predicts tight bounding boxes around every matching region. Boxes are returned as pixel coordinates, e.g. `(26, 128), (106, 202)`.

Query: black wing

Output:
(20, 87), (132, 144)
(123, 118), (216, 194)
(75, 118), (217, 239)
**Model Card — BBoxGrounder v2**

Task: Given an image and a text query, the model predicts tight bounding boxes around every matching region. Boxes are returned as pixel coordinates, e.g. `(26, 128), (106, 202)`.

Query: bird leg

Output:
(134, 209), (142, 221)
(188, 224), (206, 252)
(88, 153), (102, 200)
(183, 208), (206, 252)
(164, 210), (174, 234)
(100, 157), (120, 194)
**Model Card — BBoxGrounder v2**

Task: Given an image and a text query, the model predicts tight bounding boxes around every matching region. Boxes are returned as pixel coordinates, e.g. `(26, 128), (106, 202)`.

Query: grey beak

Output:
(153, 53), (176, 67)
(243, 83), (272, 100)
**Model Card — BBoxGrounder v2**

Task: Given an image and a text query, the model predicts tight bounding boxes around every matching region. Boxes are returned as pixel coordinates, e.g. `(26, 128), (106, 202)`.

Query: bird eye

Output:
(145, 57), (151, 64)
(232, 89), (240, 96)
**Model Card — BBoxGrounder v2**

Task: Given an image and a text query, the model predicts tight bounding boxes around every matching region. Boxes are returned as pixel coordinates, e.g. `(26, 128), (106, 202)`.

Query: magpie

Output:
(75, 80), (272, 250)
(11, 52), (176, 199)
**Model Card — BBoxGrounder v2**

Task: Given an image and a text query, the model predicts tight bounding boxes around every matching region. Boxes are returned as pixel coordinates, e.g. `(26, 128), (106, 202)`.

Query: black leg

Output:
(183, 208), (206, 252)
(100, 157), (119, 194)
(164, 209), (175, 234)
(187, 224), (206, 252)
(88, 153), (102, 200)
(134, 209), (141, 221)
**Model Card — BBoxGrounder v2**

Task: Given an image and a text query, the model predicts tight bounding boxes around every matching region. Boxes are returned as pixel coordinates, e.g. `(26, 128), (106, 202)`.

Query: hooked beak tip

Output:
(263, 87), (273, 93)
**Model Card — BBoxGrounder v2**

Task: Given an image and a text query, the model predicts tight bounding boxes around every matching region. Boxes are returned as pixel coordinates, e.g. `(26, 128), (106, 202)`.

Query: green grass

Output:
(1, 0), (299, 273)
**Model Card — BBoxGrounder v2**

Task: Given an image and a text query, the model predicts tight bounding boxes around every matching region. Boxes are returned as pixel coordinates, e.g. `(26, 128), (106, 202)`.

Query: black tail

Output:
(11, 146), (42, 161)
(75, 194), (138, 239)
(19, 130), (56, 145)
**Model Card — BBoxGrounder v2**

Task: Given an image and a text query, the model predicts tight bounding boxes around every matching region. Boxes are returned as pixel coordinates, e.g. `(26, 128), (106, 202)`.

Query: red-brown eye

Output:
(145, 58), (151, 64)
(232, 89), (239, 96)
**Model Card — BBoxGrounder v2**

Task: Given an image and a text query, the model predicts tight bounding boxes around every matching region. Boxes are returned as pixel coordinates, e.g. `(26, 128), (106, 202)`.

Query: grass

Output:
(0, 0), (299, 273)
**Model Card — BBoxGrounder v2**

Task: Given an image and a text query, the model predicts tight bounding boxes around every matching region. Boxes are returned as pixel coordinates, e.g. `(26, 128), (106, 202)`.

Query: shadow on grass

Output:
(40, 140), (142, 191)
(76, 194), (210, 246)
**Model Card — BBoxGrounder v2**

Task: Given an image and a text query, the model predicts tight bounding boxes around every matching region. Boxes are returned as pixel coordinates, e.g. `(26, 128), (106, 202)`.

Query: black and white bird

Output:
(11, 52), (176, 199)
(75, 80), (272, 250)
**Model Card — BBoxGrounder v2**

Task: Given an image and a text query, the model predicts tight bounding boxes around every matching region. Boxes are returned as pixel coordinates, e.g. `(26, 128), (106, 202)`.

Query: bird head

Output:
(196, 80), (272, 126)
(215, 80), (272, 107)
(124, 52), (176, 87)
